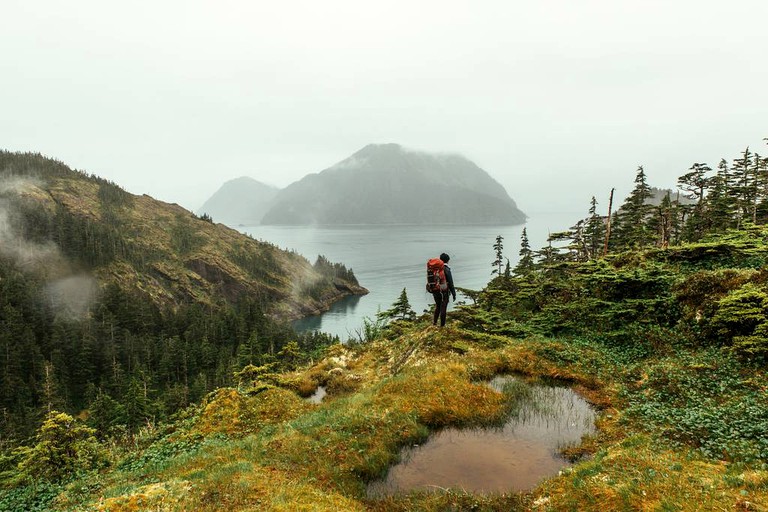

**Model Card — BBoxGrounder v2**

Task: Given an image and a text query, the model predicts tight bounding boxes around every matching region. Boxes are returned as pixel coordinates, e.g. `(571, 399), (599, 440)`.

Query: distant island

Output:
(203, 144), (527, 226)
(197, 176), (279, 225)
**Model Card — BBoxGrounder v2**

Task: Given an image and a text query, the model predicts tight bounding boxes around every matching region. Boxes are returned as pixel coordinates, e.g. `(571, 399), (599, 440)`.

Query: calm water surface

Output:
(238, 211), (579, 339)
(367, 375), (597, 496)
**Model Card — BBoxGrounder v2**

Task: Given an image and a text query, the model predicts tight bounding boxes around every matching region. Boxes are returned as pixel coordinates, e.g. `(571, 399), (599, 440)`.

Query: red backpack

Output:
(426, 258), (448, 293)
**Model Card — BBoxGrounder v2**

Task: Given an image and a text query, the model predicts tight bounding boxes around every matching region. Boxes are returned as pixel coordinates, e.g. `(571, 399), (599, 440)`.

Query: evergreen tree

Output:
(277, 341), (302, 371)
(236, 331), (266, 368)
(615, 166), (654, 248)
(677, 162), (712, 241)
(491, 235), (504, 276)
(513, 228), (534, 277)
(123, 377), (153, 431)
(706, 158), (735, 232)
(755, 153), (768, 223)
(650, 191), (675, 248)
(17, 411), (107, 480)
(677, 162), (711, 203)
(731, 147), (755, 229)
(583, 196), (605, 260)
(378, 288), (416, 321)
(40, 361), (66, 415)
(86, 389), (125, 438)
(750, 152), (767, 224)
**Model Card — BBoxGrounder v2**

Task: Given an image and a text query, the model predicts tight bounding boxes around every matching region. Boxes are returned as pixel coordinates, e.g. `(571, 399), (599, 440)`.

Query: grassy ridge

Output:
(3, 229), (768, 511)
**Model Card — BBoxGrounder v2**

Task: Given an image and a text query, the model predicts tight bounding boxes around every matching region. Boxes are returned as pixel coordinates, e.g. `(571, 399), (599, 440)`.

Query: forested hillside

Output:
(0, 151), (365, 445)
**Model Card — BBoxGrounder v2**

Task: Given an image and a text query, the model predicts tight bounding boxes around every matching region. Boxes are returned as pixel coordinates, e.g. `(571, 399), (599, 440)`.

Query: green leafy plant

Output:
(16, 411), (108, 481)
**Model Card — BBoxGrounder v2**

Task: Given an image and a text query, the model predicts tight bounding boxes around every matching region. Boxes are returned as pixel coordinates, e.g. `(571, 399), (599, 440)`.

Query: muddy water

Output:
(367, 376), (597, 496)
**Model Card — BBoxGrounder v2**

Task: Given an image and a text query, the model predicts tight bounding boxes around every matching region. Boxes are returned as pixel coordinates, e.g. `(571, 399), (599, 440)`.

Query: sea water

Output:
(238, 211), (579, 339)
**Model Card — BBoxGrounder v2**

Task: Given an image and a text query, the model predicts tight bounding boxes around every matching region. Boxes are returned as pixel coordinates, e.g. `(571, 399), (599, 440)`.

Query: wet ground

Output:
(367, 375), (597, 496)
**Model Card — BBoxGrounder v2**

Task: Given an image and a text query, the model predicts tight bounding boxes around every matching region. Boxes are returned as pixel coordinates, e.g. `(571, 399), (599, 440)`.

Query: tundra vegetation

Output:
(1, 143), (768, 511)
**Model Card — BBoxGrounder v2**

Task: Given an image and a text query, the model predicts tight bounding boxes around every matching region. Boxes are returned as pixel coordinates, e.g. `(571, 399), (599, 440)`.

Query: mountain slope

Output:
(261, 144), (526, 225)
(198, 176), (279, 225)
(0, 150), (368, 443)
(0, 152), (366, 319)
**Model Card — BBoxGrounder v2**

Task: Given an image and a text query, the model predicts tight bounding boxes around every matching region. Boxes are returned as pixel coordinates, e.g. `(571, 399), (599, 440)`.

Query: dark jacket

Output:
(444, 264), (456, 299)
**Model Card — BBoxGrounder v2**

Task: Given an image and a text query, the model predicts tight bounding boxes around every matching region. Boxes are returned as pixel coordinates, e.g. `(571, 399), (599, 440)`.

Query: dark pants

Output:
(432, 291), (450, 326)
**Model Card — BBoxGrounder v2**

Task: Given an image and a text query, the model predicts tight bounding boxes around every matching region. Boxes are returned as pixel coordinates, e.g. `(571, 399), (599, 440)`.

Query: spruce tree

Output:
(755, 153), (768, 223)
(731, 147), (755, 229)
(584, 196), (604, 260)
(650, 191), (674, 248)
(677, 162), (712, 241)
(277, 341), (302, 370)
(750, 152), (766, 224)
(615, 166), (654, 248)
(706, 158), (735, 231)
(491, 235), (504, 276)
(513, 228), (534, 277)
(378, 288), (416, 321)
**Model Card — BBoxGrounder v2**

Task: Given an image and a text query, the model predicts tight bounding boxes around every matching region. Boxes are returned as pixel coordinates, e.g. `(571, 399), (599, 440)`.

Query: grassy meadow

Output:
(2, 228), (768, 511)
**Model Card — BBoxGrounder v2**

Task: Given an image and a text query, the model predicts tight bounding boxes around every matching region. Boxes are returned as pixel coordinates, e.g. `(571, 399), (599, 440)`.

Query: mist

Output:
(0, 197), (61, 273)
(44, 275), (99, 321)
(0, 176), (99, 320)
(1, 1), (765, 213)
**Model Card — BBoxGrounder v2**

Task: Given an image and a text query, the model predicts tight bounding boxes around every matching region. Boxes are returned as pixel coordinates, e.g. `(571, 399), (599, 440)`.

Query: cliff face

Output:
(261, 143), (526, 225)
(0, 151), (366, 321)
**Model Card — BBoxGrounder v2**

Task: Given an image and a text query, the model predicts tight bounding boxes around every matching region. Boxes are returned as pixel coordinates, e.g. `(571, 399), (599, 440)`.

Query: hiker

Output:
(431, 252), (456, 326)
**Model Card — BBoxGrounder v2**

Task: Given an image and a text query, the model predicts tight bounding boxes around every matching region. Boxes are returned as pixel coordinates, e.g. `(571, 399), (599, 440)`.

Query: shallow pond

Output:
(367, 375), (597, 496)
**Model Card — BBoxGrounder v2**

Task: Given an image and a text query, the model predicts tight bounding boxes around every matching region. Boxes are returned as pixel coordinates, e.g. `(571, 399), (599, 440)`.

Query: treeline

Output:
(0, 257), (337, 446)
(304, 255), (359, 300)
(313, 254), (357, 283)
(0, 151), (345, 446)
(483, 139), (768, 365)
(517, 142), (768, 268)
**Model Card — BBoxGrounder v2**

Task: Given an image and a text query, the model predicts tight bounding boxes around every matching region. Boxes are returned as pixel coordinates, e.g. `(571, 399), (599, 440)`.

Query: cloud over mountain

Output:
(260, 144), (526, 225)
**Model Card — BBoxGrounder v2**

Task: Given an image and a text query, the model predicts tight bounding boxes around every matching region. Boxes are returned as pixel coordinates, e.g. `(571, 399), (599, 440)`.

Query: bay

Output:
(238, 211), (580, 340)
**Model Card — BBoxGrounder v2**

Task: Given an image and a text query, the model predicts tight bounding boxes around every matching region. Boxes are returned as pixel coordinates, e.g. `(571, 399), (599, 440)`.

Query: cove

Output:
(238, 212), (580, 339)
(367, 375), (597, 497)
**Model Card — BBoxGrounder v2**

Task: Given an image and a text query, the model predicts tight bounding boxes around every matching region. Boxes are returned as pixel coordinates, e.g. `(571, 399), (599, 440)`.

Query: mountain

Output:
(0, 151), (367, 442)
(198, 176), (279, 225)
(0, 152), (364, 320)
(260, 143), (526, 225)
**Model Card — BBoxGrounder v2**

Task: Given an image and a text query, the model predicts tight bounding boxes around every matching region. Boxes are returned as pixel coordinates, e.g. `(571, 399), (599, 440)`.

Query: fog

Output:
(0, 195), (61, 273)
(0, 177), (98, 319)
(2, 0), (766, 215)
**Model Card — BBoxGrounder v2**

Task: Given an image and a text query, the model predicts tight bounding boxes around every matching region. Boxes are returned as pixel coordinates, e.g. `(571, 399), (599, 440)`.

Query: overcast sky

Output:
(2, 0), (766, 215)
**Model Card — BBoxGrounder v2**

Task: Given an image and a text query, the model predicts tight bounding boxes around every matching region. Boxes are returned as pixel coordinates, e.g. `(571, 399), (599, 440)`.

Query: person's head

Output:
(440, 253), (450, 263)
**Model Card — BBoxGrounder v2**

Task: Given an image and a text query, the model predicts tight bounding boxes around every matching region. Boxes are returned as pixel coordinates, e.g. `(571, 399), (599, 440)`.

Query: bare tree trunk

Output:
(603, 188), (615, 256)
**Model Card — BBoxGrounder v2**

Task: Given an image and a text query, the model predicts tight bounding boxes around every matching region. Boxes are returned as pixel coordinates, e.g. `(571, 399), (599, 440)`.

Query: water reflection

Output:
(292, 294), (362, 333)
(367, 376), (597, 497)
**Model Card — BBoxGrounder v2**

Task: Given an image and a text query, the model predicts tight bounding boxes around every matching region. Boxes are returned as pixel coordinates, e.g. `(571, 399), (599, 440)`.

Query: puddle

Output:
(367, 375), (597, 496)
(306, 386), (327, 404)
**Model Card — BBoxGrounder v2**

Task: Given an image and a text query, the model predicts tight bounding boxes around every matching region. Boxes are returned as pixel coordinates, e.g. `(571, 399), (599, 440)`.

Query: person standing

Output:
(432, 252), (456, 326)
